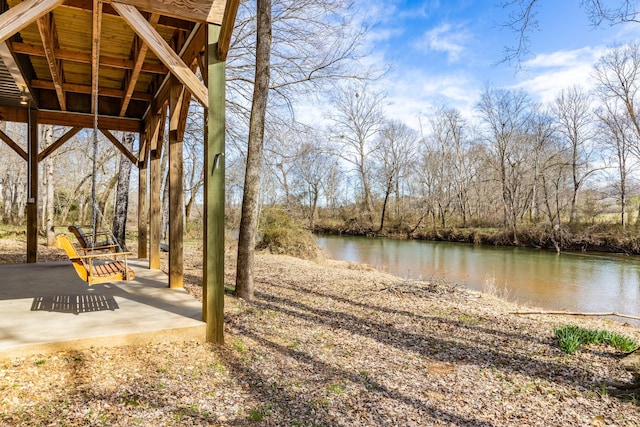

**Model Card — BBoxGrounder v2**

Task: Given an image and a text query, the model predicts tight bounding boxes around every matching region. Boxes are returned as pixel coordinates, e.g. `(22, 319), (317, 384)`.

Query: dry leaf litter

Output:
(0, 238), (639, 426)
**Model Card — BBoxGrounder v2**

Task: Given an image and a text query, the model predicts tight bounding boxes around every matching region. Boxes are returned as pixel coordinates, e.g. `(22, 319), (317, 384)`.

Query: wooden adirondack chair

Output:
(54, 234), (135, 286)
(67, 224), (119, 253)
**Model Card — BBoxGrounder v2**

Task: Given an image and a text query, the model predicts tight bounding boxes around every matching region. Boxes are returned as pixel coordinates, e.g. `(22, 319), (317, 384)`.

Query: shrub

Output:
(554, 325), (638, 354)
(257, 208), (318, 260)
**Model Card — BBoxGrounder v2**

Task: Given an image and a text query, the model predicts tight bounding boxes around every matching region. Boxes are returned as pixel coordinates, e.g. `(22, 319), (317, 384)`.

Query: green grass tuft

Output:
(554, 325), (638, 354)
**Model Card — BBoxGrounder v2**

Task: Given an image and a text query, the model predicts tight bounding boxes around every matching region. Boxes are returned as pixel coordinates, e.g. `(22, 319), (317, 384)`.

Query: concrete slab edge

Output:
(0, 324), (206, 361)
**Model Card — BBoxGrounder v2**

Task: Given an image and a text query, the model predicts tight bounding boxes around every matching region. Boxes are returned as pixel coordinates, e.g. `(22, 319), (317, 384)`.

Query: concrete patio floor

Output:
(0, 259), (205, 359)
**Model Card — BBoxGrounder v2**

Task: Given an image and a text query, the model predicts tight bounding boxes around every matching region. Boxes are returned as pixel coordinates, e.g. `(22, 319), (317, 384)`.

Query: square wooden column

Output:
(26, 108), (38, 263)
(205, 25), (225, 343)
(149, 112), (162, 270)
(168, 76), (184, 289)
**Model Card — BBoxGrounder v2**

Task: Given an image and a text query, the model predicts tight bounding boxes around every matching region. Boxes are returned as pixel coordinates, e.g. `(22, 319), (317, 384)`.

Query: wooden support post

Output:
(168, 76), (184, 288)
(26, 108), (38, 263)
(149, 115), (162, 269)
(205, 25), (225, 343)
(138, 131), (148, 259)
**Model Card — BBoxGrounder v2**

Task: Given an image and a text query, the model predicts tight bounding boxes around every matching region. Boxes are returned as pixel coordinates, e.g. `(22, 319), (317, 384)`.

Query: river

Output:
(316, 234), (640, 320)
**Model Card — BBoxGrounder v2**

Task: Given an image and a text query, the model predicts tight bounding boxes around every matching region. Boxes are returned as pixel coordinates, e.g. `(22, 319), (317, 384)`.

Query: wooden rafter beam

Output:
(217, 0), (238, 61)
(31, 79), (153, 101)
(149, 23), (204, 116)
(38, 126), (82, 162)
(11, 42), (167, 74)
(0, 128), (27, 160)
(0, 0), (65, 44)
(37, 13), (66, 110)
(91, 0), (103, 115)
(0, 107), (141, 132)
(110, 0), (226, 24)
(120, 13), (159, 116)
(113, 2), (208, 108)
(40, 110), (142, 132)
(100, 128), (139, 166)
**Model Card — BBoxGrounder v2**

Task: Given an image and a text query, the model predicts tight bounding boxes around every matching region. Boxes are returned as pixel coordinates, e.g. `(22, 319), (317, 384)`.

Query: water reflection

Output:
(316, 235), (640, 319)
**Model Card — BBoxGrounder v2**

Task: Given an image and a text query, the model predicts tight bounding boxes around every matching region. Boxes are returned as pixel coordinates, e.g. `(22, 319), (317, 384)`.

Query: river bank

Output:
(314, 222), (640, 255)
(1, 238), (640, 425)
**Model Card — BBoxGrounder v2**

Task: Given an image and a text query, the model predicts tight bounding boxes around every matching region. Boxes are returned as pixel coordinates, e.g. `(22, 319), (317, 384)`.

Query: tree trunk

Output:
(309, 183), (318, 230)
(112, 132), (134, 250)
(185, 192), (196, 221)
(379, 176), (393, 232)
(1, 173), (10, 223)
(15, 174), (25, 224)
(359, 163), (374, 221)
(235, 0), (272, 301)
(59, 174), (92, 225)
(277, 163), (290, 209)
(97, 174), (118, 230)
(160, 142), (170, 242)
(42, 125), (55, 246)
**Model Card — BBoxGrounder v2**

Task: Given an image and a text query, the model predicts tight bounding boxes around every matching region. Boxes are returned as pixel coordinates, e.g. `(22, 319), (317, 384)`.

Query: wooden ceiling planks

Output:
(119, 13), (159, 116)
(0, 0), (236, 131)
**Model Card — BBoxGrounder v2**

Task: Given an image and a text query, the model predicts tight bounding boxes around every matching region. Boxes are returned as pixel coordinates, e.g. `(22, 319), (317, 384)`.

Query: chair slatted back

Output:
(54, 234), (90, 283)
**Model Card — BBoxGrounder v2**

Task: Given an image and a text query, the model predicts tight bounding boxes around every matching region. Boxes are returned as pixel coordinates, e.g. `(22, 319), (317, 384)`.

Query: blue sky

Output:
(362, 0), (640, 127)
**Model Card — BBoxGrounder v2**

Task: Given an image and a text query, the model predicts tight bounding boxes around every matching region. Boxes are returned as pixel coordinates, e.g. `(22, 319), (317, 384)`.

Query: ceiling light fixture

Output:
(19, 88), (28, 106)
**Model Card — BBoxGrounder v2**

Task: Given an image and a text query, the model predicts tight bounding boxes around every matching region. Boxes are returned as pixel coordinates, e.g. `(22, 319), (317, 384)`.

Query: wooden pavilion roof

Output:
(0, 0), (237, 138)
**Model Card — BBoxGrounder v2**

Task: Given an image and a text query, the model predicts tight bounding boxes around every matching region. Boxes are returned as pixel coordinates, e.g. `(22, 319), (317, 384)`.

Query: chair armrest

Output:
(83, 244), (119, 251)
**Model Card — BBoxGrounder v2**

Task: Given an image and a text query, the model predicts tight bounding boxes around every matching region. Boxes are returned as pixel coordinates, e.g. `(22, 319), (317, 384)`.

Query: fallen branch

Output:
(510, 310), (640, 321)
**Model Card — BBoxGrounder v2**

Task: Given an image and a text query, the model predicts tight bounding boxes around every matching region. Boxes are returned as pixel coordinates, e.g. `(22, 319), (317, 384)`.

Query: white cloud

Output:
(514, 46), (608, 103)
(521, 46), (604, 69)
(383, 68), (480, 128)
(417, 23), (469, 62)
(397, 0), (440, 20)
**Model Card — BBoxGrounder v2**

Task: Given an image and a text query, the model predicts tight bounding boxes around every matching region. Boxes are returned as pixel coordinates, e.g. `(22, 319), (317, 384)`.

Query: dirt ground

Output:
(1, 237), (640, 426)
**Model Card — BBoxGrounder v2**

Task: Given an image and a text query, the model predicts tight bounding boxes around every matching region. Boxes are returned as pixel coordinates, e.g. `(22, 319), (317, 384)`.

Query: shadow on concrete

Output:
(31, 294), (119, 314)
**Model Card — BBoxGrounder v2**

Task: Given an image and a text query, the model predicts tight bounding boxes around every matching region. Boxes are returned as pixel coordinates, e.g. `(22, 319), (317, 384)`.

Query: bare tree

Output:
(425, 107), (476, 227)
(553, 86), (600, 224)
(501, 0), (640, 65)
(596, 100), (636, 228)
(0, 123), (27, 224)
(183, 106), (205, 221)
(321, 160), (342, 214)
(263, 127), (304, 209)
(232, 0), (373, 300)
(41, 125), (56, 245)
(329, 83), (386, 222)
(236, 0), (273, 301)
(291, 142), (325, 228)
(373, 120), (417, 231)
(477, 86), (533, 242)
(594, 43), (640, 223)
